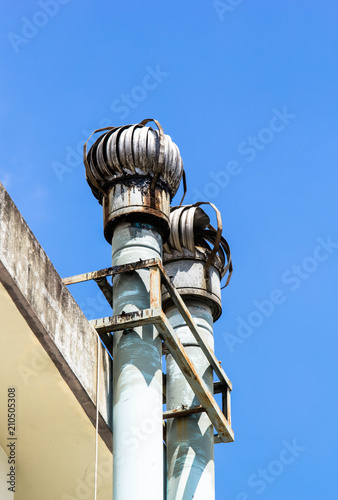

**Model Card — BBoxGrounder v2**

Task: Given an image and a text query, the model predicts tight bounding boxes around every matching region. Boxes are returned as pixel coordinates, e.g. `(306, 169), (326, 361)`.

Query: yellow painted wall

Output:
(0, 283), (112, 500)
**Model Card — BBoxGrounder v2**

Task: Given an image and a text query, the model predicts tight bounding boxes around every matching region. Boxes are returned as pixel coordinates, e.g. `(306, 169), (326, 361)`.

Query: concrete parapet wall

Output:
(0, 182), (112, 451)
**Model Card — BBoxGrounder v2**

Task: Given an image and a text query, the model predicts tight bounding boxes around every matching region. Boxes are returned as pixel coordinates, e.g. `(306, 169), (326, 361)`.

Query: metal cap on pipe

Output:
(163, 203), (233, 321)
(84, 119), (184, 242)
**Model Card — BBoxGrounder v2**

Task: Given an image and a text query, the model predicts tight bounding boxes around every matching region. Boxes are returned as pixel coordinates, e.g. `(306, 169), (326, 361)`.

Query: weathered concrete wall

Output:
(0, 182), (112, 451)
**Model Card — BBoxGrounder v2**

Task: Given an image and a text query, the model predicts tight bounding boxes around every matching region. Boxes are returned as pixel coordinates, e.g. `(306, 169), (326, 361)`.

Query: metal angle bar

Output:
(158, 262), (233, 391)
(163, 405), (205, 420)
(109, 258), (160, 275)
(90, 307), (162, 334)
(62, 258), (160, 285)
(156, 311), (234, 443)
(62, 266), (115, 285)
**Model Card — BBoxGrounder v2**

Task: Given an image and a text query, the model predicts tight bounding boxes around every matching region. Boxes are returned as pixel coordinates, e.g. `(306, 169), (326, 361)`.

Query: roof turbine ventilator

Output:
(163, 203), (233, 321)
(84, 119), (185, 242)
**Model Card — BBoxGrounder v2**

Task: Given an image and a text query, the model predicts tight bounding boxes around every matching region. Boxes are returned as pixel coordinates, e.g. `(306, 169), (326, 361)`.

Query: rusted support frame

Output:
(81, 258), (234, 441)
(158, 261), (233, 392)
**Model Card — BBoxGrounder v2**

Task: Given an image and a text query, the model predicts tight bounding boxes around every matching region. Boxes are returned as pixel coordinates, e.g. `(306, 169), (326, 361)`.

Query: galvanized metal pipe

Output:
(165, 299), (215, 500)
(112, 221), (164, 500)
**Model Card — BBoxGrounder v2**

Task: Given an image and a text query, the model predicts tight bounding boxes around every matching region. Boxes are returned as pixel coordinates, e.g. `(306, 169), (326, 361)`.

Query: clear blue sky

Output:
(1, 1), (338, 498)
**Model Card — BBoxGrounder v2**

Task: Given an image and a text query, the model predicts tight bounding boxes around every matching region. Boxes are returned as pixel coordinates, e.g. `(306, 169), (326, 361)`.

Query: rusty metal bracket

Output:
(62, 258), (159, 286)
(63, 257), (234, 443)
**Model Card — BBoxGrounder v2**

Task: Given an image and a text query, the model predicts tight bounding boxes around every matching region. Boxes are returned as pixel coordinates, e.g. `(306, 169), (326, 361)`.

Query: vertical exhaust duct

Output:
(85, 119), (184, 500)
(163, 203), (232, 500)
